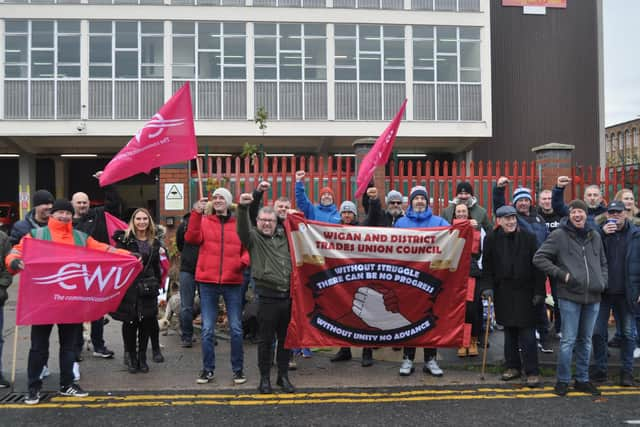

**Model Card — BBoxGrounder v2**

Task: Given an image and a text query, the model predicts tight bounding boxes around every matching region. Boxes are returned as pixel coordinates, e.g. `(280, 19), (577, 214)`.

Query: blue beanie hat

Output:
(409, 186), (428, 204)
(512, 187), (532, 204)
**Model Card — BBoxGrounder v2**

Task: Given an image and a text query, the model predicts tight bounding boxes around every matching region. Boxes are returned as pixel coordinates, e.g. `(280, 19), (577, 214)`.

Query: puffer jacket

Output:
(236, 205), (291, 298)
(184, 210), (248, 285)
(9, 209), (47, 245)
(295, 181), (340, 224)
(110, 230), (161, 321)
(533, 217), (608, 305)
(394, 206), (449, 229)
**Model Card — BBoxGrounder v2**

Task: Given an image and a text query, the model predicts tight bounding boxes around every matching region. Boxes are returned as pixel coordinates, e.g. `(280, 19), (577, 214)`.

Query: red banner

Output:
(502, 0), (566, 7)
(17, 239), (142, 325)
(104, 211), (128, 247)
(99, 83), (197, 187)
(285, 215), (474, 348)
(354, 99), (407, 198)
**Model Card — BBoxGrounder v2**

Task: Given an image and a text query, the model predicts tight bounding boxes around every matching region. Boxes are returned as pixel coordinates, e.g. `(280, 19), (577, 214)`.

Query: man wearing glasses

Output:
(236, 193), (295, 394)
(591, 200), (640, 386)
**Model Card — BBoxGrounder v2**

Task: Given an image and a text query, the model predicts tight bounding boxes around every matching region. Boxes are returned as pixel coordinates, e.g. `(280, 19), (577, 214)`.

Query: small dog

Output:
(158, 281), (200, 335)
(82, 321), (92, 351)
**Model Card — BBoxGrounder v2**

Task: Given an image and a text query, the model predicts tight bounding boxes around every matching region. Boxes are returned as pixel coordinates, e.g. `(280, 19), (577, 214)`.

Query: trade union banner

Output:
(16, 239), (142, 325)
(284, 214), (474, 348)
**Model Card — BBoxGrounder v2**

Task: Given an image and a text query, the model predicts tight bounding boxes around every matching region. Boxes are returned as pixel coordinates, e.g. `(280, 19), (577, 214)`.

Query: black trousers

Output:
(122, 317), (156, 357)
(257, 297), (291, 376)
(28, 323), (81, 390)
(503, 326), (539, 376)
(403, 347), (436, 361)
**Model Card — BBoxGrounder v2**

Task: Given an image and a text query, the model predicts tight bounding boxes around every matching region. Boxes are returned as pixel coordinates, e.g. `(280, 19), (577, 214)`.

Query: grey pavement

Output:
(0, 278), (630, 395)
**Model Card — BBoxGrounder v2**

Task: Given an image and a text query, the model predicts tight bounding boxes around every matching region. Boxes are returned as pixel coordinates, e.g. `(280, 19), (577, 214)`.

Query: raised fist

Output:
(496, 176), (510, 188)
(238, 193), (254, 206)
(556, 176), (571, 188)
(257, 181), (271, 192)
(295, 170), (306, 182)
(352, 286), (410, 331)
(366, 187), (378, 199)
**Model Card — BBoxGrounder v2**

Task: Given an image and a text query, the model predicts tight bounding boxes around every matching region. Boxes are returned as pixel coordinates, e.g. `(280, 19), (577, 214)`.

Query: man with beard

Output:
(442, 182), (492, 233)
(10, 190), (54, 245)
(295, 170), (340, 224)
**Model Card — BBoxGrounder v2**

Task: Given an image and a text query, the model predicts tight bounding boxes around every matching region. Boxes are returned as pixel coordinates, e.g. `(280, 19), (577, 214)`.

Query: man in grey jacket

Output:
(533, 199), (608, 397)
(237, 193), (295, 394)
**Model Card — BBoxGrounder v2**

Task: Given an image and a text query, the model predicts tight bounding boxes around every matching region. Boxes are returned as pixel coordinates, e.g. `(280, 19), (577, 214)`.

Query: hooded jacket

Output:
(441, 196), (492, 233)
(394, 206), (449, 229)
(9, 209), (47, 245)
(295, 181), (340, 224)
(533, 217), (608, 305)
(184, 210), (249, 285)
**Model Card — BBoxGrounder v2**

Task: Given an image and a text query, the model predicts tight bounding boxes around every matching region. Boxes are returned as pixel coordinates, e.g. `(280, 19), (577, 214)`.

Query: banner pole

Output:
(196, 156), (204, 200)
(10, 324), (18, 389)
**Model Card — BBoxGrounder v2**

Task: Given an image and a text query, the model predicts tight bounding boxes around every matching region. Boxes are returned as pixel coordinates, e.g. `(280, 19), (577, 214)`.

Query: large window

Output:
(89, 21), (164, 119)
(412, 0), (480, 11)
(172, 22), (247, 119)
(413, 25), (481, 121)
(335, 24), (405, 120)
(254, 23), (327, 120)
(4, 20), (81, 119)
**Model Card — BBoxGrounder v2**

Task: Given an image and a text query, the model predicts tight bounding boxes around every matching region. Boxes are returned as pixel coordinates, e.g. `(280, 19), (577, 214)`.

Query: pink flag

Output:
(159, 249), (170, 289)
(104, 212), (128, 247)
(16, 239), (142, 325)
(99, 83), (197, 187)
(355, 99), (407, 198)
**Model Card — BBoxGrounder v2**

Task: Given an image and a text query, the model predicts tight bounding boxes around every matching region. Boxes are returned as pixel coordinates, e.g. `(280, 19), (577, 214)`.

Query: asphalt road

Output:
(2, 385), (640, 426)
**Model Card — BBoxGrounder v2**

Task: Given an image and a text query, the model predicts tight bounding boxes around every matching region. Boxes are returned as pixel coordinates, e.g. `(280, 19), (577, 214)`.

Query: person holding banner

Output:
(237, 194), (295, 394)
(185, 188), (249, 385)
(394, 185), (449, 377)
(110, 208), (163, 374)
(6, 199), (130, 405)
(0, 230), (12, 388)
(481, 205), (546, 387)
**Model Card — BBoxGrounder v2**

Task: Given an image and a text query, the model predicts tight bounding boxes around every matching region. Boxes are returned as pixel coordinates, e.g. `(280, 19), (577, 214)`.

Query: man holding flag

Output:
(6, 199), (132, 405)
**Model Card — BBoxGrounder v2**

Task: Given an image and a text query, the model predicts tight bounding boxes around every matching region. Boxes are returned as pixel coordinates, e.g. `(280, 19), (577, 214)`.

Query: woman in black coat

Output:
(111, 208), (162, 374)
(481, 206), (546, 387)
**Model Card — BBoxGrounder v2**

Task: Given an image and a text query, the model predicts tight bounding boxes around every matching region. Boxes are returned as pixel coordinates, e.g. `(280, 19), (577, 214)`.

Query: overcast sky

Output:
(603, 0), (640, 126)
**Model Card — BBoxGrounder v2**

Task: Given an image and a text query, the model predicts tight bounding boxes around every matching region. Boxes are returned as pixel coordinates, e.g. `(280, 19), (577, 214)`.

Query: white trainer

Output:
(399, 358), (414, 376)
(633, 347), (640, 359)
(423, 358), (444, 377)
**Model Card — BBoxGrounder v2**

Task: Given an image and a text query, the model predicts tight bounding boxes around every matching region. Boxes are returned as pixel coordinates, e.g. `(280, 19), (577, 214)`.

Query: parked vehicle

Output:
(0, 202), (19, 233)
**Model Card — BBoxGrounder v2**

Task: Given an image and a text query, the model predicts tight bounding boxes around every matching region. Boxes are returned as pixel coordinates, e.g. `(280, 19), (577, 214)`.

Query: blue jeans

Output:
(557, 298), (599, 383)
(199, 283), (244, 374)
(179, 272), (197, 341)
(592, 294), (635, 374)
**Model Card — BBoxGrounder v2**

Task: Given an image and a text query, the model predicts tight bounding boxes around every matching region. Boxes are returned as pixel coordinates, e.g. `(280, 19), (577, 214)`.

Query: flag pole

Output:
(196, 156), (204, 200)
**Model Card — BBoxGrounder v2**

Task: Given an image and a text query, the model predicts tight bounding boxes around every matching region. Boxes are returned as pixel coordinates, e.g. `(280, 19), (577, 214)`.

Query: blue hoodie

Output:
(394, 206), (449, 229)
(295, 181), (340, 224)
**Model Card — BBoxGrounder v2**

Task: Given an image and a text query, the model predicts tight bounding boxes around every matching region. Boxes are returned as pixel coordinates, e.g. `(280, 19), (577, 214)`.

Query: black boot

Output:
(127, 352), (138, 374)
(330, 347), (352, 362)
(124, 351), (130, 368)
(138, 351), (149, 373)
(361, 348), (373, 367)
(276, 373), (296, 393)
(152, 349), (165, 363)
(258, 375), (273, 394)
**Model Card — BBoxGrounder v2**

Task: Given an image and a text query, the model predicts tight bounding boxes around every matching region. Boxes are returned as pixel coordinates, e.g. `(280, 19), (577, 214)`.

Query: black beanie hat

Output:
(456, 182), (473, 196)
(32, 189), (54, 207)
(50, 199), (74, 215)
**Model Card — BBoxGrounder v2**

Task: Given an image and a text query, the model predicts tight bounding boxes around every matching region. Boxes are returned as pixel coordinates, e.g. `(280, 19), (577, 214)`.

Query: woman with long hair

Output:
(110, 208), (163, 373)
(615, 188), (640, 224)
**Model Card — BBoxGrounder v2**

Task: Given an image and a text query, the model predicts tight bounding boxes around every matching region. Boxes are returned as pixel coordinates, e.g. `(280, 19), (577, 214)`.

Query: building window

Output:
(4, 20), (81, 120)
(254, 23), (327, 120)
(413, 25), (481, 121)
(412, 0), (480, 12)
(172, 21), (247, 120)
(89, 21), (164, 119)
(335, 24), (405, 121)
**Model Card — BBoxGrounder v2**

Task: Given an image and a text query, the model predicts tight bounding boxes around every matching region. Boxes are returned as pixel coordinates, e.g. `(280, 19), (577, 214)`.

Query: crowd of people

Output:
(1, 170), (639, 404)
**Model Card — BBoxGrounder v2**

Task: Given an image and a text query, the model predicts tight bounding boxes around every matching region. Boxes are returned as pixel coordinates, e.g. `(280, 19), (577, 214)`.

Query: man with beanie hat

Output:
(71, 170), (123, 360)
(534, 199), (608, 397)
(10, 189), (54, 245)
(363, 188), (405, 228)
(185, 188), (250, 386)
(294, 170), (340, 224)
(6, 198), (130, 405)
(442, 182), (492, 233)
(493, 177), (548, 247)
(394, 185), (449, 377)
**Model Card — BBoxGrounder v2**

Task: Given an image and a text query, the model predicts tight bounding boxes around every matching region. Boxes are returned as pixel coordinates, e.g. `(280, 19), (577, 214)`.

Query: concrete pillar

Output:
(18, 154), (37, 217)
(54, 157), (68, 199)
(352, 137), (384, 212)
(531, 143), (574, 199)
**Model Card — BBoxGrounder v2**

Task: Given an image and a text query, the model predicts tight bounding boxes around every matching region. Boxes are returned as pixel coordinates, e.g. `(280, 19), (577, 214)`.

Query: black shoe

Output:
(620, 371), (634, 387)
(361, 348), (373, 367)
(574, 381), (601, 396)
(276, 375), (296, 393)
(196, 370), (214, 384)
(60, 383), (89, 397)
(93, 347), (115, 359)
(258, 375), (273, 394)
(330, 347), (352, 362)
(0, 375), (9, 388)
(233, 370), (247, 385)
(181, 338), (193, 348)
(24, 388), (41, 405)
(128, 353), (138, 374)
(553, 382), (569, 396)
(152, 349), (165, 363)
(123, 351), (130, 367)
(608, 336), (622, 348)
(590, 369), (607, 383)
(138, 353), (149, 373)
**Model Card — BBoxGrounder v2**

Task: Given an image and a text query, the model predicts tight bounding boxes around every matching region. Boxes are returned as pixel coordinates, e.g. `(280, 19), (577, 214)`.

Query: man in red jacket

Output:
(185, 188), (249, 385)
